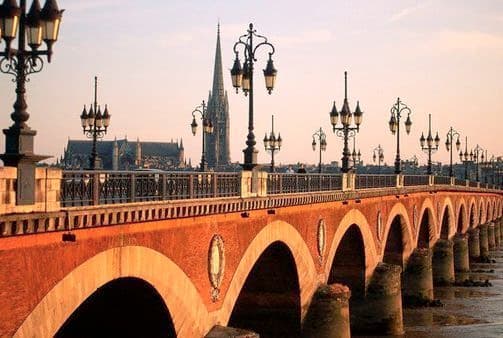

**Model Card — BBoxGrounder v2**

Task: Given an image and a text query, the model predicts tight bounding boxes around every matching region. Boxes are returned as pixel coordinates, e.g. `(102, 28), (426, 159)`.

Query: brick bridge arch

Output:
(456, 198), (469, 233)
(219, 220), (318, 325)
(439, 197), (456, 239)
(416, 198), (437, 248)
(14, 246), (209, 338)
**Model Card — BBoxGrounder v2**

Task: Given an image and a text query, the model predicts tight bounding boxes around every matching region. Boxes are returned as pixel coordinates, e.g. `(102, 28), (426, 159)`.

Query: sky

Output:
(0, 0), (502, 167)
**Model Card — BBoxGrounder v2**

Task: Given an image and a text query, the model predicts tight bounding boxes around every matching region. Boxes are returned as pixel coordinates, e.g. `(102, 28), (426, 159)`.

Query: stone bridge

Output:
(0, 168), (502, 337)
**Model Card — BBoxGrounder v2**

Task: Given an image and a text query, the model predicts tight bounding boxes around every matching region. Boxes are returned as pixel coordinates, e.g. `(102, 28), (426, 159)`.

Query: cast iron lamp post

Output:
(351, 136), (361, 170)
(329, 71), (363, 173)
(459, 136), (472, 180)
(263, 115), (281, 173)
(230, 23), (277, 170)
(79, 76), (111, 170)
(445, 126), (461, 177)
(388, 97), (412, 174)
(373, 144), (384, 173)
(419, 114), (440, 175)
(0, 0), (63, 204)
(311, 127), (327, 174)
(472, 144), (485, 182)
(190, 100), (213, 172)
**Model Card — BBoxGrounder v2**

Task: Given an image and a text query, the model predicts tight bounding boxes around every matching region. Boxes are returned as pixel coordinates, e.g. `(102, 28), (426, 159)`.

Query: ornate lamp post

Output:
(419, 114), (440, 175)
(312, 127), (327, 174)
(230, 23), (277, 170)
(329, 71), (363, 173)
(459, 136), (472, 180)
(472, 144), (485, 182)
(0, 0), (63, 204)
(79, 77), (111, 170)
(190, 100), (213, 172)
(351, 136), (361, 170)
(388, 97), (412, 174)
(263, 115), (281, 173)
(373, 144), (384, 173)
(445, 127), (461, 177)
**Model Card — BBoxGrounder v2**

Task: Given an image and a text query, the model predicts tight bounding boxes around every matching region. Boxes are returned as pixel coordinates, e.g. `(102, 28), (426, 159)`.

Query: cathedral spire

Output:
(212, 22), (224, 98)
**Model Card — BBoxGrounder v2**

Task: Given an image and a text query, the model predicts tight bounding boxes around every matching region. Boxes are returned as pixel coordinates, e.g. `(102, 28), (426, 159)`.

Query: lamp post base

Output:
(1, 127), (50, 205)
(242, 147), (258, 171)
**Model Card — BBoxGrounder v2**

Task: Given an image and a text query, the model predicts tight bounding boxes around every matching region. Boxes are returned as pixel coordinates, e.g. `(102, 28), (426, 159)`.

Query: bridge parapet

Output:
(0, 166), (61, 215)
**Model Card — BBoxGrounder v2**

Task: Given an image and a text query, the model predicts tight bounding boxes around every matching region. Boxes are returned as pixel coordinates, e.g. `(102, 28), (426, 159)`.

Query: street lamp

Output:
(79, 77), (111, 170)
(0, 0), (63, 204)
(230, 23), (277, 170)
(263, 115), (281, 173)
(472, 144), (485, 182)
(388, 97), (412, 174)
(329, 71), (363, 173)
(419, 114), (440, 175)
(373, 144), (384, 173)
(459, 136), (472, 180)
(351, 136), (361, 170)
(312, 127), (327, 174)
(190, 100), (213, 172)
(445, 127), (461, 177)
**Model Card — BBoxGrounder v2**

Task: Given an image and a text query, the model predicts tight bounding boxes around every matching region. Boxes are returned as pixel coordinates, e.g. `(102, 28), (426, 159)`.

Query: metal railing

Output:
(61, 171), (240, 207)
(469, 181), (479, 188)
(403, 175), (430, 186)
(454, 178), (467, 187)
(267, 173), (343, 194)
(355, 175), (396, 189)
(434, 176), (451, 185)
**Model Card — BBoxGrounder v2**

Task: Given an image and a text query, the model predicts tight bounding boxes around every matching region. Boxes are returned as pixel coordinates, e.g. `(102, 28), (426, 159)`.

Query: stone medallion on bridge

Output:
(317, 219), (326, 264)
(208, 234), (225, 302)
(377, 211), (383, 242)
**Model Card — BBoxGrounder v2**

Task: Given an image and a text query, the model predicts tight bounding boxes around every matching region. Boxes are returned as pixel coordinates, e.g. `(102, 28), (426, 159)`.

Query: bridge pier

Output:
(488, 222), (496, 250)
(351, 263), (403, 336)
(205, 325), (259, 338)
(453, 234), (470, 281)
(479, 223), (489, 258)
(402, 248), (433, 304)
(468, 228), (480, 261)
(495, 220), (501, 248)
(432, 239), (455, 286)
(302, 283), (351, 338)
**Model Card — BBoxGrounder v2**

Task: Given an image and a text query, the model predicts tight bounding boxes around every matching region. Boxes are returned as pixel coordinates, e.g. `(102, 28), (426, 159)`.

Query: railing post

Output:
(213, 174), (218, 198)
(450, 177), (455, 186)
(130, 173), (136, 203)
(161, 174), (167, 200)
(189, 174), (194, 199)
(428, 175), (434, 186)
(92, 172), (100, 205)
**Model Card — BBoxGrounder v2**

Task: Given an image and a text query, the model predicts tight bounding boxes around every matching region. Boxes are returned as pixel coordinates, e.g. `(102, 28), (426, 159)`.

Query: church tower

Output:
(205, 23), (230, 169)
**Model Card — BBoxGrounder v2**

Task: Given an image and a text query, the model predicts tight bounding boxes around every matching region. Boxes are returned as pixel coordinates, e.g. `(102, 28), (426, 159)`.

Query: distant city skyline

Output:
(0, 0), (501, 167)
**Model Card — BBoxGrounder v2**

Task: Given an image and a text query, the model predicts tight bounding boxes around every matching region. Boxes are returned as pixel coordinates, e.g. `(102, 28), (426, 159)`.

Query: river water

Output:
(358, 248), (503, 338)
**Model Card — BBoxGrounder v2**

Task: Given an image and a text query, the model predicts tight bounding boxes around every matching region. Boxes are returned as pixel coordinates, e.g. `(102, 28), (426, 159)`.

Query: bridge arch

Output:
(456, 201), (468, 234)
(325, 209), (379, 285)
(416, 198), (437, 248)
(487, 200), (492, 222)
(14, 246), (209, 338)
(468, 198), (477, 229)
(439, 198), (456, 239)
(479, 199), (486, 224)
(382, 202), (415, 267)
(219, 220), (317, 326)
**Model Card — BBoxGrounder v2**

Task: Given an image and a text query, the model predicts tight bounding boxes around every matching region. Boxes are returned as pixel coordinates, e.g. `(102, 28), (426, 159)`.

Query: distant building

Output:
(205, 24), (231, 169)
(60, 137), (187, 170)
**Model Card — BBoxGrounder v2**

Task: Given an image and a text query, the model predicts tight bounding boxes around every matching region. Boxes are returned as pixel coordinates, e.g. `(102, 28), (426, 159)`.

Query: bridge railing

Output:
(61, 171), (241, 207)
(403, 175), (430, 186)
(454, 178), (467, 187)
(433, 176), (451, 185)
(267, 173), (343, 194)
(355, 175), (396, 189)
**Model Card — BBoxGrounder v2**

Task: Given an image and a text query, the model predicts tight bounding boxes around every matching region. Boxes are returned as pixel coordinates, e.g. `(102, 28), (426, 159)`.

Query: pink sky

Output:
(0, 0), (501, 167)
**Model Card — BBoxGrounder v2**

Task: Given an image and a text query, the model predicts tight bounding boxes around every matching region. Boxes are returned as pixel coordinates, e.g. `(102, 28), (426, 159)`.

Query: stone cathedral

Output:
(205, 25), (230, 169)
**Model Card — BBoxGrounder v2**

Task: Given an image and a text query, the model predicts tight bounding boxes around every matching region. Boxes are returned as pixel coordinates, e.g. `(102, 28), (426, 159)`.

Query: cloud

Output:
(272, 29), (334, 47)
(429, 30), (503, 51)
(390, 3), (426, 22)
